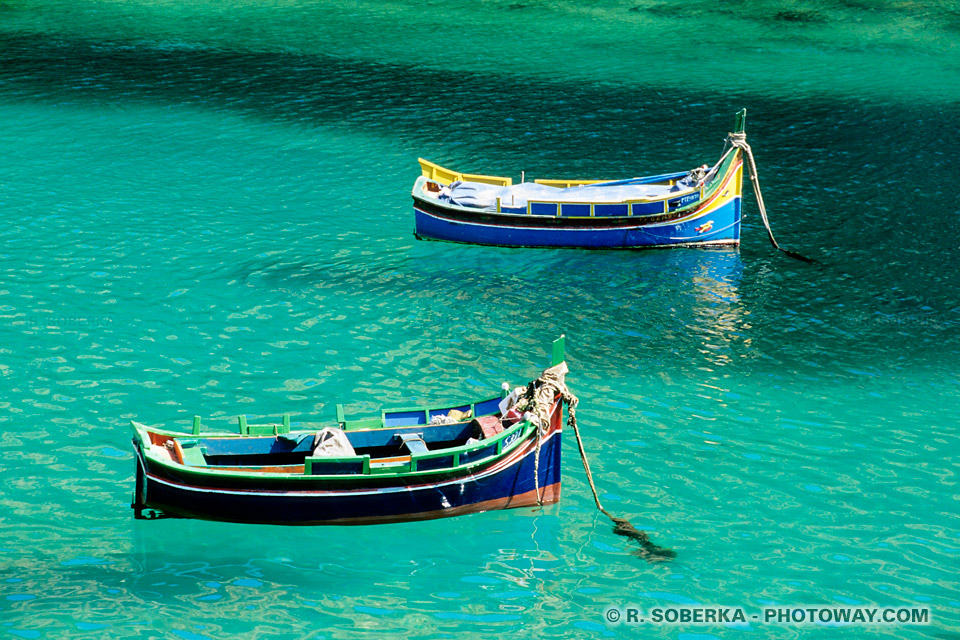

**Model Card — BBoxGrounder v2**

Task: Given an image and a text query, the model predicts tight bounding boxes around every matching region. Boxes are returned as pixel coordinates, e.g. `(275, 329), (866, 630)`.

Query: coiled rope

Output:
(515, 364), (676, 561)
(726, 132), (816, 264)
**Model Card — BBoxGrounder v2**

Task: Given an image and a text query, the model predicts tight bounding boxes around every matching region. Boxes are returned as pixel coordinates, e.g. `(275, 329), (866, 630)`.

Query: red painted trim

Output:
(214, 464), (307, 473)
(148, 432), (174, 447)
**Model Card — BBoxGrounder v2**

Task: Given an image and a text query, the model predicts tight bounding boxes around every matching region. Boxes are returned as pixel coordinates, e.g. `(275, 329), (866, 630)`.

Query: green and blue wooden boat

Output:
(131, 339), (568, 525)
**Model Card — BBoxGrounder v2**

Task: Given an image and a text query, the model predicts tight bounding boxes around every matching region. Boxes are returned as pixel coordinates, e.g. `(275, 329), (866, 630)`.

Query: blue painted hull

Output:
(412, 143), (745, 249)
(414, 198), (741, 249)
(137, 429), (562, 525)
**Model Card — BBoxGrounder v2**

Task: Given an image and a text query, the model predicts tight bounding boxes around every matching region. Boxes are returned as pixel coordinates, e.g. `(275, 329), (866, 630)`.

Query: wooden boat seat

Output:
(176, 439), (207, 466)
(398, 433), (429, 455)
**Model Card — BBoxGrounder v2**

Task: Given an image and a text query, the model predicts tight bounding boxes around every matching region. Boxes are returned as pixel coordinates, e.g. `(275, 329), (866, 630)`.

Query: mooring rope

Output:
(533, 412), (545, 505)
(726, 132), (816, 264)
(525, 367), (559, 506)
(516, 364), (676, 561)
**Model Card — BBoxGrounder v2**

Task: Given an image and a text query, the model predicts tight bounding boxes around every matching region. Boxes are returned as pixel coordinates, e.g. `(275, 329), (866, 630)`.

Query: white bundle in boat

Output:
(444, 179), (685, 211)
(312, 427), (355, 457)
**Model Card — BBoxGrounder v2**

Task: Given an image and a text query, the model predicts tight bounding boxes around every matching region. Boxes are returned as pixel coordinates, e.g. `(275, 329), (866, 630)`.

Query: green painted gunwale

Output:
(132, 416), (539, 486)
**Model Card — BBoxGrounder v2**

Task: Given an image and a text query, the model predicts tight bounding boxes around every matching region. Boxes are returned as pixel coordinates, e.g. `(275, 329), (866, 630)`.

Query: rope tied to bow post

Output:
(724, 110), (816, 264)
(514, 363), (676, 561)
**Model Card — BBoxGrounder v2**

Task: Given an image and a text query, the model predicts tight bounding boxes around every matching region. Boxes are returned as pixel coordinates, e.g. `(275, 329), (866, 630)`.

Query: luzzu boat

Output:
(412, 110), (747, 249)
(131, 339), (569, 525)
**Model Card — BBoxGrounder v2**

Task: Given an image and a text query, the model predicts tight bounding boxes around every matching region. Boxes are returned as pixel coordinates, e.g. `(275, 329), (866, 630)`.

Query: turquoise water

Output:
(1, 1), (959, 638)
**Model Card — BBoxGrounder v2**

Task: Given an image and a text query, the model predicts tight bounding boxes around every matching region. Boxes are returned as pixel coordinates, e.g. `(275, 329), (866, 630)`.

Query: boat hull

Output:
(412, 144), (744, 250)
(414, 196), (741, 249)
(133, 410), (563, 526)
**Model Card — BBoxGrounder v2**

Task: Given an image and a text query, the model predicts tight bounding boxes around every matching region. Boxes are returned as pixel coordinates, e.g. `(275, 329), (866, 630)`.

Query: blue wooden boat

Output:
(131, 339), (569, 525)
(412, 111), (747, 249)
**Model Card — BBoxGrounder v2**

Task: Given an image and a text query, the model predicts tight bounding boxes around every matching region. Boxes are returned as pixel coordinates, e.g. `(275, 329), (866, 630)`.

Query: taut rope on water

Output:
(516, 363), (676, 561)
(726, 131), (816, 264)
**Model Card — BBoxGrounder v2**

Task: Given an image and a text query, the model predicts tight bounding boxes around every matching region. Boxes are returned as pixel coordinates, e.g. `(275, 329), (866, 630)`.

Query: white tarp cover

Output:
(443, 179), (690, 210)
(312, 427), (356, 457)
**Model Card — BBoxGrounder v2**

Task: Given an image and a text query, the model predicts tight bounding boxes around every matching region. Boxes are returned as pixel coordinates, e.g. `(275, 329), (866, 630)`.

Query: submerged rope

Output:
(726, 132), (816, 264)
(516, 364), (676, 561)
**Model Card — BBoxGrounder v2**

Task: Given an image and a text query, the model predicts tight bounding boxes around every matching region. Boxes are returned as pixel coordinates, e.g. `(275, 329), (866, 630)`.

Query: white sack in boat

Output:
(312, 427), (356, 457)
(445, 179), (686, 210)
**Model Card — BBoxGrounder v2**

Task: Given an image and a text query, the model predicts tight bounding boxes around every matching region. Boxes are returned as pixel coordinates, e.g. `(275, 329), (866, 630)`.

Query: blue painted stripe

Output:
(307, 459), (367, 475)
(560, 203), (591, 217)
(631, 201), (663, 215)
(473, 397), (502, 416)
(461, 442), (499, 464)
(594, 203), (628, 217)
(416, 454), (457, 472)
(384, 410), (426, 427)
(529, 202), (557, 216)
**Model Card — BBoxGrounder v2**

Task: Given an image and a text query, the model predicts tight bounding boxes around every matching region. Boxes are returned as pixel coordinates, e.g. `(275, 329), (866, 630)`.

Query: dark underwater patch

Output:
(773, 9), (826, 23)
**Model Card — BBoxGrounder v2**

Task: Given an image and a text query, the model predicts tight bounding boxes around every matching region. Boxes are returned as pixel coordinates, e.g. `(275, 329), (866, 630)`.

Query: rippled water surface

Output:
(1, 1), (958, 638)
